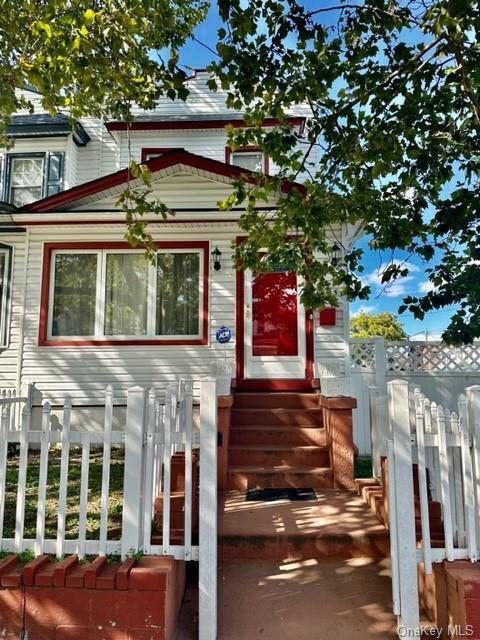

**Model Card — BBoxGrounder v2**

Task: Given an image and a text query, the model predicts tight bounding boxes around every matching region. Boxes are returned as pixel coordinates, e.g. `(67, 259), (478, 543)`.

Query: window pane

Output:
(156, 253), (200, 336)
(231, 152), (263, 172)
(52, 254), (97, 336)
(11, 158), (43, 186)
(10, 157), (44, 206)
(105, 254), (148, 336)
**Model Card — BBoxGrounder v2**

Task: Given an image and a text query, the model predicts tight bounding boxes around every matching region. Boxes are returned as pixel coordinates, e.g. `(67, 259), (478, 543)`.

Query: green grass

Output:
(3, 447), (124, 541)
(354, 456), (373, 479)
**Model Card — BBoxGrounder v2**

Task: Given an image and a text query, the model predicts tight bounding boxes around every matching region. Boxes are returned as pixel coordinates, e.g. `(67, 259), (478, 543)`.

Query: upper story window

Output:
(226, 146), (269, 173)
(40, 242), (209, 346)
(141, 147), (184, 162)
(0, 152), (64, 207)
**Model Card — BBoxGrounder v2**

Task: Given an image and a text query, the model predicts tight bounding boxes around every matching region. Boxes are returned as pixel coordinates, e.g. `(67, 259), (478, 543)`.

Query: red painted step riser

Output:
(227, 470), (334, 491)
(228, 448), (331, 467)
(229, 428), (326, 447)
(233, 393), (320, 410)
(231, 409), (323, 427)
(219, 535), (390, 561)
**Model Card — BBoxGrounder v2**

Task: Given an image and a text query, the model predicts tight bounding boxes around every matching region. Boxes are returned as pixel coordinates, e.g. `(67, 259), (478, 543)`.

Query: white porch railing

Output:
(0, 378), (218, 640)
(385, 379), (480, 634)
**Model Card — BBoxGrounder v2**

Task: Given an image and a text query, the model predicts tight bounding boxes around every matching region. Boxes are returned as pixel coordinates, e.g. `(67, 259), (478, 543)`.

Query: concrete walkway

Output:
(175, 557), (398, 639)
(218, 557), (398, 640)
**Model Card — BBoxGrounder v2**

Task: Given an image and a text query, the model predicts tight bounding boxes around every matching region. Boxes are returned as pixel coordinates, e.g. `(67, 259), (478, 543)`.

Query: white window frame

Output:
(47, 248), (204, 341)
(7, 153), (45, 207)
(230, 150), (265, 173)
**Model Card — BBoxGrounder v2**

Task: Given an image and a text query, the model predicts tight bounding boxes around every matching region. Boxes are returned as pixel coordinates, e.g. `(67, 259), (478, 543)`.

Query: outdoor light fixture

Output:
(330, 243), (341, 267)
(212, 246), (222, 271)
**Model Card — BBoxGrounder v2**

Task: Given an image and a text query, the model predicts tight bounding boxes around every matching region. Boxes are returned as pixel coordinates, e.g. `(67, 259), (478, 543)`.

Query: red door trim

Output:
(235, 237), (314, 391)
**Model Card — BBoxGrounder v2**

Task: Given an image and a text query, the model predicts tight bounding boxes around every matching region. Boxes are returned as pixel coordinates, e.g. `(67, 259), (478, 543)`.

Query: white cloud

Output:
(418, 281), (435, 294)
(351, 305), (376, 317)
(363, 260), (419, 298)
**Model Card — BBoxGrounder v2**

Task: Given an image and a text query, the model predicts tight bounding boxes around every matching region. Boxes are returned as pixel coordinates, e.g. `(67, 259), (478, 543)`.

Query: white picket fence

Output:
(350, 338), (480, 456)
(385, 379), (480, 634)
(0, 378), (218, 640)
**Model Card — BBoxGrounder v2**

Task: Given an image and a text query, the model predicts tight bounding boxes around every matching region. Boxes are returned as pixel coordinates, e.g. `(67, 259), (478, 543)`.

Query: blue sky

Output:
(178, 4), (454, 340)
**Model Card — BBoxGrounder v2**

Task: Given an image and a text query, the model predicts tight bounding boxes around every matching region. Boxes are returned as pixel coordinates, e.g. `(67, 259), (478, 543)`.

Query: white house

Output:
(0, 70), (357, 427)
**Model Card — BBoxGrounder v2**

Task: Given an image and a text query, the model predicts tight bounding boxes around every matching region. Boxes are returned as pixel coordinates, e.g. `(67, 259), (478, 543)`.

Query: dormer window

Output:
(9, 156), (44, 207)
(225, 146), (269, 173)
(1, 152), (64, 207)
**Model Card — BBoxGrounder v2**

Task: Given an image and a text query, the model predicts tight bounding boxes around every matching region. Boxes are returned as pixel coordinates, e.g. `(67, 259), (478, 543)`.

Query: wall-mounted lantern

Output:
(330, 242), (341, 267)
(212, 246), (222, 271)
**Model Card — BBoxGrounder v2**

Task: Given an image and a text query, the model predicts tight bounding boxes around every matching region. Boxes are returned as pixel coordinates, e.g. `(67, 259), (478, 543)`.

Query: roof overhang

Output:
(7, 114), (90, 146)
(106, 116), (306, 134)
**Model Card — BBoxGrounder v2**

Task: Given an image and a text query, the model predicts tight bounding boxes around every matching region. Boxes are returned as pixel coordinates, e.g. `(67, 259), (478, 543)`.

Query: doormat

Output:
(246, 488), (317, 502)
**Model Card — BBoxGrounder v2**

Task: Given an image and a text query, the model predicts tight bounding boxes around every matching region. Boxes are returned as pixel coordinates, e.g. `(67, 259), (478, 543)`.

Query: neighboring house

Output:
(0, 70), (358, 427)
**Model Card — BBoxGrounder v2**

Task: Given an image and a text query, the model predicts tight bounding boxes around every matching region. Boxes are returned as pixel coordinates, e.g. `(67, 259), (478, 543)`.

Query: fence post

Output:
(199, 377), (218, 640)
(122, 386), (146, 559)
(466, 385), (480, 544)
(387, 379), (420, 633)
(374, 337), (387, 390)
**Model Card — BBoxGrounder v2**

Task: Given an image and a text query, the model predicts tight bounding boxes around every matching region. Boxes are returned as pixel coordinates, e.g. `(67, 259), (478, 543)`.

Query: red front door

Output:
(243, 269), (308, 380)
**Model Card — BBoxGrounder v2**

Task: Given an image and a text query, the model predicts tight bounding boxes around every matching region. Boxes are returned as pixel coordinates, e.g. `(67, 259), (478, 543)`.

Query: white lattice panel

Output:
(350, 340), (376, 369)
(386, 342), (480, 372)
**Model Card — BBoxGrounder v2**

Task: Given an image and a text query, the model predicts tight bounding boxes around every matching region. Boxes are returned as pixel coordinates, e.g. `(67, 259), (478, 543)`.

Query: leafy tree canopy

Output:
(211, 0), (480, 345)
(350, 311), (407, 340)
(0, 0), (207, 142)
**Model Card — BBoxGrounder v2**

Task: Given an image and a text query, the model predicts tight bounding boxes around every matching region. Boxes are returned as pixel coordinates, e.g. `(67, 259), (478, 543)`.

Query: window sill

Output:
(39, 337), (209, 347)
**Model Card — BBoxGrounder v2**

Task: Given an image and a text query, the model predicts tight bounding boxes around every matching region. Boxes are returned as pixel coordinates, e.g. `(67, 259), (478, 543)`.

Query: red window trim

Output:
(225, 146), (270, 175)
(39, 241), (209, 347)
(140, 147), (184, 162)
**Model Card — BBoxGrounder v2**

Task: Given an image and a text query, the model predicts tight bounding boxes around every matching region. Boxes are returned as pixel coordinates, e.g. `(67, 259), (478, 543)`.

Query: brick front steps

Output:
(0, 554), (185, 640)
(218, 489), (390, 561)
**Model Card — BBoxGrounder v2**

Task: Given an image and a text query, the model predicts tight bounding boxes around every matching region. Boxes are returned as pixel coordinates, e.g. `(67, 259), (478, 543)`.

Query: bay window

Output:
(42, 243), (207, 345)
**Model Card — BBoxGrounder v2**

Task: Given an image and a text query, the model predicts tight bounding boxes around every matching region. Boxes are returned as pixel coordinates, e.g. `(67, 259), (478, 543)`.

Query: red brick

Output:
(116, 558), (136, 590)
(1, 563), (24, 587)
(84, 556), (107, 588)
(53, 556), (79, 587)
(65, 562), (87, 588)
(0, 555), (18, 578)
(0, 588), (23, 636)
(25, 588), (166, 631)
(128, 566), (168, 591)
(34, 561), (57, 586)
(23, 555), (50, 586)
(96, 563), (119, 589)
(55, 627), (130, 640)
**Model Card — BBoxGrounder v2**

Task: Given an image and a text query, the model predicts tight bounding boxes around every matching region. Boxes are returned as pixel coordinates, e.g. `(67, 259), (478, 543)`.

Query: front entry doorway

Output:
(236, 268), (313, 389)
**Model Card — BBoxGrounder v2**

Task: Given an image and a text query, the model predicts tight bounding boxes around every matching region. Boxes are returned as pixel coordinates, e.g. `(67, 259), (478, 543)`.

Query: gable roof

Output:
(21, 149), (305, 213)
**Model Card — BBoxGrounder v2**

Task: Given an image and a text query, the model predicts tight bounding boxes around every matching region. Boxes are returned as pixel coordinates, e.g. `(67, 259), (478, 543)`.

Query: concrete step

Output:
(231, 408), (323, 427)
(233, 392), (320, 410)
(218, 490), (390, 561)
(229, 425), (327, 447)
(229, 444), (330, 467)
(227, 465), (334, 491)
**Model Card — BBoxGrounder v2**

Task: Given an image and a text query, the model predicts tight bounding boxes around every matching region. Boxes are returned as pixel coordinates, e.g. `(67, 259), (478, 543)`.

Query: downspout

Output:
(15, 228), (30, 394)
